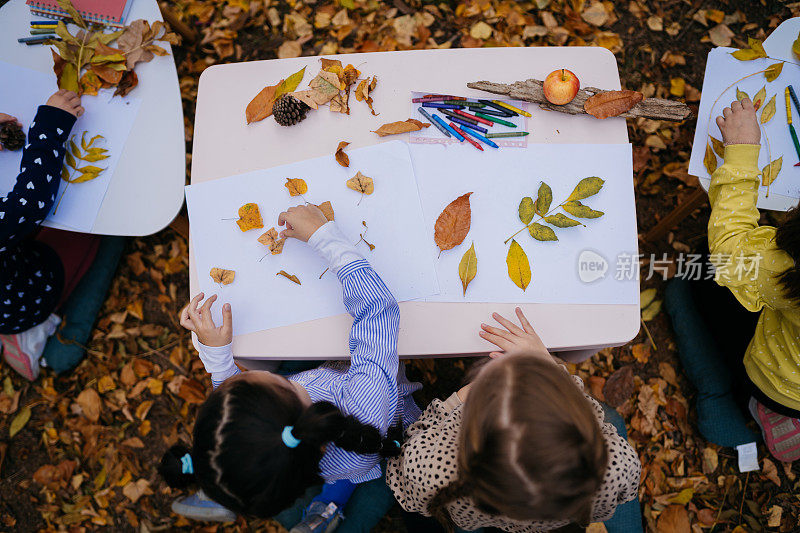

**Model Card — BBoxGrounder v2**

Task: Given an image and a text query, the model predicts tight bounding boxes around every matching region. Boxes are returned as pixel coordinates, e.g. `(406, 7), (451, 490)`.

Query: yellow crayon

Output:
(31, 24), (58, 29)
(787, 87), (793, 124)
(492, 100), (532, 118)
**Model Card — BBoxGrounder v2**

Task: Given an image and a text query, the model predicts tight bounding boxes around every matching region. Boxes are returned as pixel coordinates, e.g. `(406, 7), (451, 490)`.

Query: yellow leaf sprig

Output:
(54, 131), (109, 214)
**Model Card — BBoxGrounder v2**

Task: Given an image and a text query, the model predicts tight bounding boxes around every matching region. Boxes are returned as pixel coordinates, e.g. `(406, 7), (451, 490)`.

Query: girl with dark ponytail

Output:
(386, 309), (641, 532)
(160, 205), (421, 528)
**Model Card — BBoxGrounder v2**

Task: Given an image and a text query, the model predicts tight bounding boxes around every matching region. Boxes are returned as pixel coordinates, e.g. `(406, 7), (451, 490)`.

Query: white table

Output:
(191, 47), (640, 359)
(0, 0), (185, 236)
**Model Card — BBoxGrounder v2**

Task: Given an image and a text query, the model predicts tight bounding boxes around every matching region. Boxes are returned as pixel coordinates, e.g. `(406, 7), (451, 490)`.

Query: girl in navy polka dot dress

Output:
(0, 90), (93, 381)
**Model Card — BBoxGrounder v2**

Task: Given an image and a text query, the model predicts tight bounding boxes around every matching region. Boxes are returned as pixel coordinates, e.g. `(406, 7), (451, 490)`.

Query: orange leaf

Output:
(371, 118), (430, 137)
(335, 141), (350, 167)
(246, 81), (281, 124)
(178, 378), (206, 404)
(210, 267), (235, 285)
(434, 192), (473, 254)
(584, 90), (644, 119)
(656, 505), (690, 533)
(285, 178), (308, 196)
(236, 202), (263, 231)
(277, 270), (301, 285)
(257, 227), (285, 255)
(346, 172), (374, 195)
(315, 201), (335, 221)
(77, 388), (102, 422)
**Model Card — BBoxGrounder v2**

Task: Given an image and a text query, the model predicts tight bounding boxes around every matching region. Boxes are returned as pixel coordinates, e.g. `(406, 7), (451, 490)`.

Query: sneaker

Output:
(171, 490), (237, 522)
(749, 397), (800, 462)
(289, 501), (344, 533)
(0, 314), (61, 381)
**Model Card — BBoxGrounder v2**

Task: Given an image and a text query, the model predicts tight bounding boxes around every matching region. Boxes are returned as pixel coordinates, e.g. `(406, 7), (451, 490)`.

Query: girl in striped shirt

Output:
(160, 204), (420, 529)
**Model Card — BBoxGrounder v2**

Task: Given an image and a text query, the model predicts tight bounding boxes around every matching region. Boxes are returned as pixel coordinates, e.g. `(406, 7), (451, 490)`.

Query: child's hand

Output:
(278, 204), (329, 242)
(179, 293), (232, 347)
(480, 307), (555, 363)
(716, 98), (760, 146)
(45, 89), (84, 118)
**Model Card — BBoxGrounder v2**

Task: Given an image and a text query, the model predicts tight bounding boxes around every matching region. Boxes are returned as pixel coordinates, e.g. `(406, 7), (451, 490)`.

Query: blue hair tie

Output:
(282, 426), (301, 448)
(180, 453), (194, 475)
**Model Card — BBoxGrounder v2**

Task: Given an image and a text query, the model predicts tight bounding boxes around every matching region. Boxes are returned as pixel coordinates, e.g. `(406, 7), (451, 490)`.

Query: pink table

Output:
(191, 47), (639, 359)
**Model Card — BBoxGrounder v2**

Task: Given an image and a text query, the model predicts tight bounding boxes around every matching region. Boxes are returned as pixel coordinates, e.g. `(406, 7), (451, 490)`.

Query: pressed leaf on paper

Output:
(765, 63), (784, 83)
(335, 141), (350, 167)
(731, 46), (767, 61)
(534, 182), (553, 215)
(528, 223), (558, 241)
(794, 31), (800, 60)
(736, 87), (749, 101)
(55, 131), (108, 213)
(544, 213), (583, 227)
(277, 270), (301, 285)
(518, 197), (535, 224)
(760, 94), (776, 124)
(257, 228), (285, 255)
(762, 156), (783, 187)
(703, 142), (718, 174)
(434, 192), (473, 254)
(753, 86), (766, 110)
(285, 178), (308, 196)
(506, 240), (531, 291)
(315, 201), (335, 221)
(566, 177), (605, 202)
(210, 268), (235, 285)
(583, 90), (643, 119)
(458, 242), (477, 296)
(346, 172), (374, 202)
(236, 203), (263, 231)
(563, 201), (604, 218)
(371, 119), (430, 137)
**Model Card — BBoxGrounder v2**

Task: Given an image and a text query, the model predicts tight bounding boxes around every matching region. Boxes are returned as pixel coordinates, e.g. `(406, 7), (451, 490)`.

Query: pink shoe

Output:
(749, 398), (800, 462)
(0, 333), (39, 380)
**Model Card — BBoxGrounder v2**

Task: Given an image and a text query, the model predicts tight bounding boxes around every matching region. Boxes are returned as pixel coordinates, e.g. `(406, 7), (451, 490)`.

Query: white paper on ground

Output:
(410, 142), (639, 305)
(0, 60), (141, 232)
(185, 140), (440, 337)
(688, 46), (800, 199)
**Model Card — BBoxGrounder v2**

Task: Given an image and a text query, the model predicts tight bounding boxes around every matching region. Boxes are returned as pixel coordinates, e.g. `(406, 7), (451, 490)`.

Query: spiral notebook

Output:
(26, 0), (133, 28)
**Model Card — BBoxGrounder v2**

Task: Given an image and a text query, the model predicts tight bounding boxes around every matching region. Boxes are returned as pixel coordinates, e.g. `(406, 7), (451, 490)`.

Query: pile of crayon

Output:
(18, 20), (62, 45)
(414, 94), (530, 151)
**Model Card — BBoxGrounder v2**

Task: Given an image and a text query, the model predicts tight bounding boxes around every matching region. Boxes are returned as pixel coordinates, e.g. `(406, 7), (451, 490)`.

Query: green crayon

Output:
(476, 112), (516, 128)
(486, 132), (529, 138)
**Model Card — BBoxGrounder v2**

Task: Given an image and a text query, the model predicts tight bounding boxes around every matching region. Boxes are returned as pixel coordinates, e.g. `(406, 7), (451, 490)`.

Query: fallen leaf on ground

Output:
(210, 268), (235, 285)
(285, 178), (308, 196)
(584, 90), (644, 119)
(434, 192), (473, 254)
(335, 141), (350, 167)
(122, 479), (152, 503)
(77, 388), (101, 422)
(657, 505), (690, 533)
(9, 405), (31, 438)
(767, 505), (783, 527)
(631, 343), (651, 363)
(458, 242), (477, 296)
(277, 270), (301, 284)
(603, 365), (634, 407)
(257, 228), (285, 254)
(763, 457), (781, 486)
(506, 239), (531, 291)
(236, 203), (263, 231)
(371, 118), (429, 136)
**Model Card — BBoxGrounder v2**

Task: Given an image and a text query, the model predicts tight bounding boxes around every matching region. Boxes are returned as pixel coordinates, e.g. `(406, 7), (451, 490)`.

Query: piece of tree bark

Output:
(467, 79), (692, 122)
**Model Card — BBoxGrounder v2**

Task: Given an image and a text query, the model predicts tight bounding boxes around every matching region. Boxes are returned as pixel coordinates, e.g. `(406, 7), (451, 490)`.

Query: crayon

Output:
(450, 116), (487, 133)
(492, 100), (531, 117)
(418, 107), (451, 137)
(31, 24), (58, 29)
(478, 100), (516, 115)
(472, 106), (514, 118)
(460, 125), (500, 148)
(476, 112), (516, 127)
(18, 35), (56, 43)
(422, 102), (464, 110)
(412, 96), (450, 103)
(486, 131), (529, 138)
(30, 28), (57, 34)
(448, 123), (483, 151)
(454, 109), (493, 126)
(432, 115), (464, 141)
(443, 100), (484, 108)
(440, 109), (478, 125)
(31, 20), (58, 25)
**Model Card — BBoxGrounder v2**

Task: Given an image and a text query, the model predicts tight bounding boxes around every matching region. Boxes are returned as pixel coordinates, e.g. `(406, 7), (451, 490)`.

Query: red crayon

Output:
(449, 122), (483, 151)
(453, 109), (493, 126)
(412, 96), (450, 103)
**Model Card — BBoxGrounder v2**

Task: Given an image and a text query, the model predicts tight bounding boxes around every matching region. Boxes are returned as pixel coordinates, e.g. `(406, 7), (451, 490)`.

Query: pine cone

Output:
(273, 95), (309, 126)
(0, 122), (25, 151)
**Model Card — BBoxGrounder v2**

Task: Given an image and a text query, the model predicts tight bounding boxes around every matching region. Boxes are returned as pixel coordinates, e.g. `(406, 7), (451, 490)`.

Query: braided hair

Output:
(159, 376), (401, 517)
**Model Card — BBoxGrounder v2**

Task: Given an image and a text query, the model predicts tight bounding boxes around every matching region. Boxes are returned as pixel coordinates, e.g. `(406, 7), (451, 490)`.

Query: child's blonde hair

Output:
(427, 355), (608, 530)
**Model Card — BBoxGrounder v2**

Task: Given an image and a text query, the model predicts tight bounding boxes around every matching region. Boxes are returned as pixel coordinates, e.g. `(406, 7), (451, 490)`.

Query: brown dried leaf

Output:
(277, 270), (301, 285)
(657, 505), (690, 533)
(371, 118), (429, 137)
(77, 388), (102, 422)
(602, 365), (634, 407)
(246, 82), (280, 124)
(122, 478), (152, 503)
(335, 141), (350, 167)
(177, 378), (206, 404)
(355, 76), (378, 115)
(209, 268), (235, 285)
(285, 178), (308, 196)
(584, 90), (644, 119)
(236, 203), (263, 231)
(113, 70), (138, 97)
(434, 193), (473, 254)
(257, 228), (285, 255)
(315, 201), (335, 221)
(763, 457), (781, 486)
(346, 172), (374, 196)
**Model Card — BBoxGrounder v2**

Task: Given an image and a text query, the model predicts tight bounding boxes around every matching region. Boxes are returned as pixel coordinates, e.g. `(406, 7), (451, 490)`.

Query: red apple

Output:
(543, 69), (580, 105)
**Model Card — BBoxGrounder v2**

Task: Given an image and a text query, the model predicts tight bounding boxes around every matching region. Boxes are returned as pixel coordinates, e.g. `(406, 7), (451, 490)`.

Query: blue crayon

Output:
(422, 102), (464, 110)
(450, 116), (487, 133)
(432, 115), (464, 141)
(418, 107), (451, 137)
(461, 125), (499, 148)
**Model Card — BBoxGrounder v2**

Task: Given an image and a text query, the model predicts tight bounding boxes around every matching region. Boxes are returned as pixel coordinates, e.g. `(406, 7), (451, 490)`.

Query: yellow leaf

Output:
(703, 142), (718, 175)
(667, 487), (694, 505)
(731, 48), (762, 61)
(669, 77), (685, 97)
(760, 94), (776, 124)
(562, 201), (604, 218)
(506, 240), (531, 291)
(81, 152), (110, 162)
(794, 30), (800, 60)
(641, 299), (662, 321)
(458, 242), (477, 296)
(275, 67), (306, 100)
(762, 156), (783, 187)
(544, 213), (582, 227)
(470, 21), (493, 40)
(748, 37), (766, 57)
(285, 178), (308, 197)
(64, 150), (76, 170)
(736, 87), (749, 101)
(209, 267), (235, 285)
(9, 406), (31, 437)
(70, 139), (80, 158)
(709, 136), (725, 157)
(534, 182), (552, 216)
(257, 227), (285, 255)
(640, 288), (657, 309)
(236, 202), (263, 231)
(346, 172), (374, 195)
(277, 270), (301, 285)
(528, 223), (558, 241)
(752, 86), (766, 111)
(71, 166), (105, 183)
(566, 177), (604, 202)
(765, 62), (784, 82)
(518, 197), (535, 224)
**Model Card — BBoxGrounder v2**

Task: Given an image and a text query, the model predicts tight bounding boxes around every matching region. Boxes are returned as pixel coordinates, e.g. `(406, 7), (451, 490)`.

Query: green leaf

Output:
(544, 213), (582, 227)
(534, 182), (552, 216)
(566, 177), (604, 202)
(709, 136), (725, 158)
(765, 63), (784, 83)
(563, 201), (604, 218)
(736, 87), (749, 101)
(276, 67), (306, 100)
(9, 406), (31, 438)
(518, 197), (535, 224)
(762, 156), (783, 187)
(640, 288), (657, 309)
(458, 242), (477, 296)
(506, 240), (531, 291)
(528, 223), (558, 241)
(641, 299), (662, 321)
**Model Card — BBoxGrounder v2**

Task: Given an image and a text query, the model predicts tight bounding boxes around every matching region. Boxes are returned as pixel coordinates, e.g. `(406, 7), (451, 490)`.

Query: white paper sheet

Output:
(410, 142), (639, 305)
(688, 47), (800, 199)
(185, 141), (440, 336)
(0, 60), (141, 231)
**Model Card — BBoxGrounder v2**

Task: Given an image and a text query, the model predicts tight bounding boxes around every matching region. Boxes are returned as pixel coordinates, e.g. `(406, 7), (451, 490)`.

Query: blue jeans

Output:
(600, 403), (644, 533)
